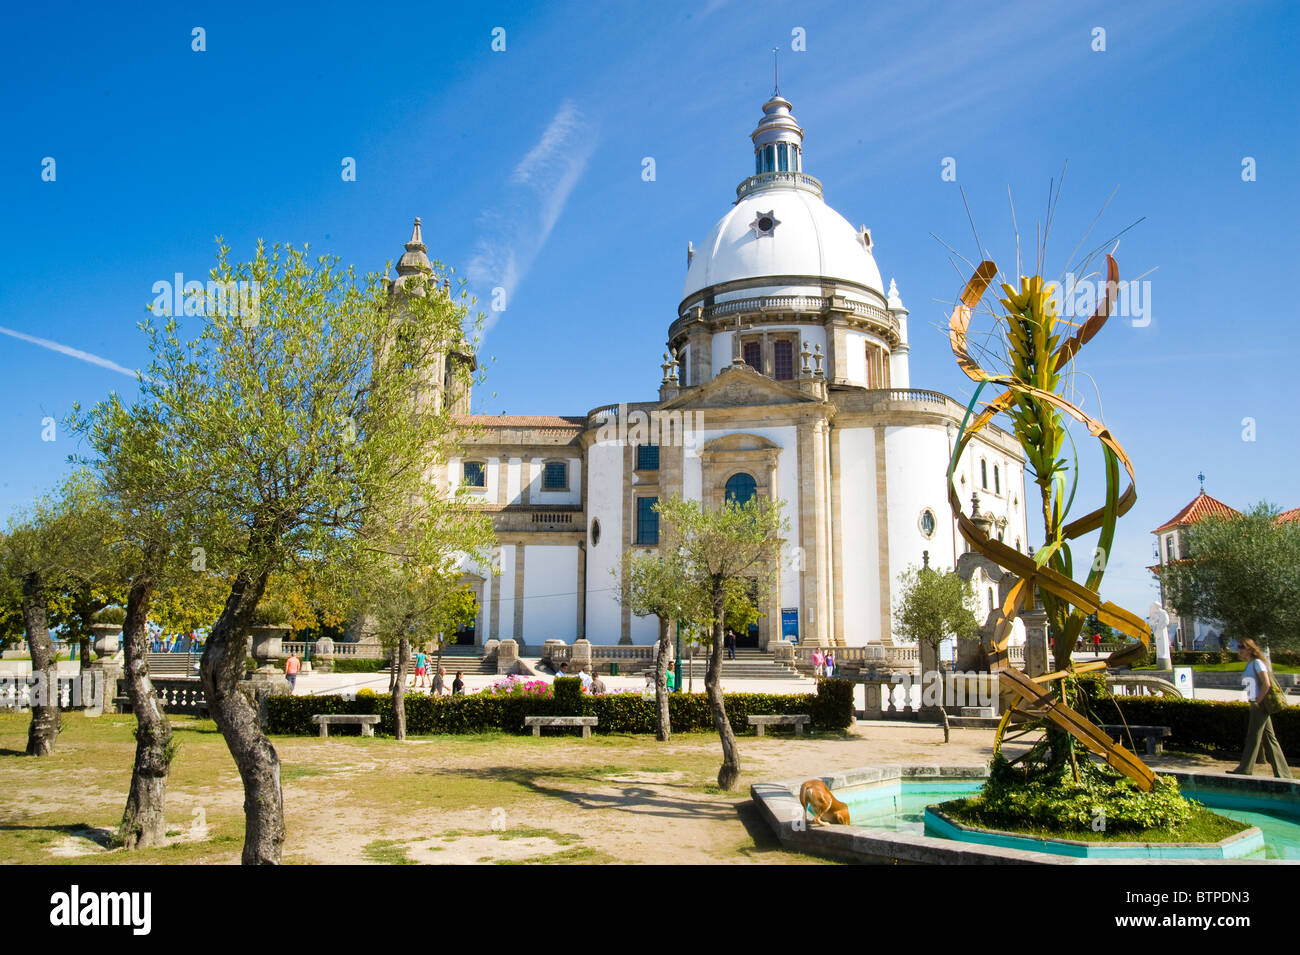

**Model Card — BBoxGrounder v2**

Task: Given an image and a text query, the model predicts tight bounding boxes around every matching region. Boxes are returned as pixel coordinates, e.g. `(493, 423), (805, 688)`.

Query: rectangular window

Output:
(636, 497), (660, 545)
(463, 461), (485, 488)
(773, 340), (794, 380)
(636, 444), (660, 470)
(777, 143), (789, 171)
(542, 461), (568, 491)
(743, 341), (762, 372)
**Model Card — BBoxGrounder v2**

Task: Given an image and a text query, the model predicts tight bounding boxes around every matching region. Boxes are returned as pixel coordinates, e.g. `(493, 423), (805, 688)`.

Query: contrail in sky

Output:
(0, 324), (142, 380)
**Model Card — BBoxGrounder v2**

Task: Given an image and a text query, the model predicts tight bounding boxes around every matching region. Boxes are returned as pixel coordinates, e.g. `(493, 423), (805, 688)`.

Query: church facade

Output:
(409, 93), (1030, 650)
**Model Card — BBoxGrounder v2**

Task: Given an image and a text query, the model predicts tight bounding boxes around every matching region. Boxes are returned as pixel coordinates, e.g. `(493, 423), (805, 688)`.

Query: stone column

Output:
(496, 638), (519, 675)
(570, 638), (592, 674)
(1021, 607), (1050, 677)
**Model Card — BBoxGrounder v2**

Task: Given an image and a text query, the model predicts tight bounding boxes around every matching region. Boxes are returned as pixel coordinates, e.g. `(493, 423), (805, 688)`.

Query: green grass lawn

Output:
(0, 712), (825, 865)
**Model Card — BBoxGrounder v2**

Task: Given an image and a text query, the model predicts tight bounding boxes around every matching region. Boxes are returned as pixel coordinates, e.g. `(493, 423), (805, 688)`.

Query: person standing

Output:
(725, 629), (737, 660)
(413, 649), (428, 689)
(1231, 639), (1293, 778)
(284, 651), (300, 694)
(825, 649), (836, 678)
(452, 671), (465, 696)
(432, 666), (447, 697)
(590, 669), (607, 695)
(1092, 631), (1101, 655)
(812, 648), (825, 677)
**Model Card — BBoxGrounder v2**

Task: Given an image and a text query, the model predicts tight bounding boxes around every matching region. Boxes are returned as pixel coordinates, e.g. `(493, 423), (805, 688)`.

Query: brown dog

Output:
(799, 779), (851, 826)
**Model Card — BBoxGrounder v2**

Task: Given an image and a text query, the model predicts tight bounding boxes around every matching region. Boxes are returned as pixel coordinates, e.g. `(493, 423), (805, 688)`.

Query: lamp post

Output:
(675, 619), (683, 693)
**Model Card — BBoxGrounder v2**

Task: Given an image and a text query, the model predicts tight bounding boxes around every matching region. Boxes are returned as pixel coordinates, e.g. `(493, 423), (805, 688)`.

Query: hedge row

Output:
(1085, 696), (1300, 759)
(268, 677), (855, 736)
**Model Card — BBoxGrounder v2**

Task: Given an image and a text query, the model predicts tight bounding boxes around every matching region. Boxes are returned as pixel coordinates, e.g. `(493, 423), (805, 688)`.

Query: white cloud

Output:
(468, 99), (597, 331)
(0, 324), (142, 380)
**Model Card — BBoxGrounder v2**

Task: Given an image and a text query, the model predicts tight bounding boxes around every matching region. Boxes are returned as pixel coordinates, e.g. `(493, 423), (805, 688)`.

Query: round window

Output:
(590, 519), (601, 547)
(757, 216), (774, 232)
(919, 509), (937, 538)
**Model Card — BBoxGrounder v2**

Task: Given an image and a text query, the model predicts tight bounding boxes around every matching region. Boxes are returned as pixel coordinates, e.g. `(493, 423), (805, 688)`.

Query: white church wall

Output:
(629, 611), (658, 644)
(523, 544), (578, 642)
(486, 456), (500, 503)
(584, 442), (625, 643)
(496, 545), (517, 640)
(506, 457), (522, 505)
(835, 426), (879, 645)
(530, 457), (582, 506)
(884, 425), (957, 638)
(682, 447), (703, 502)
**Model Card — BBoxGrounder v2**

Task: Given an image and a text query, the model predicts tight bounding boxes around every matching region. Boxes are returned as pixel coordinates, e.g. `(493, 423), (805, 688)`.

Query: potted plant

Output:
(249, 600), (292, 672)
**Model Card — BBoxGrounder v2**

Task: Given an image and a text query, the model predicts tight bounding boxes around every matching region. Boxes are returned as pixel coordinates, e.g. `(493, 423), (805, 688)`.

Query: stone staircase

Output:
(424, 646), (497, 675)
(673, 648), (804, 681)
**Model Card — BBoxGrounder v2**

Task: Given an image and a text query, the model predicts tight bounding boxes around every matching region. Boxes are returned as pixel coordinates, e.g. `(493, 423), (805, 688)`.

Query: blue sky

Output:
(1, 0), (1297, 617)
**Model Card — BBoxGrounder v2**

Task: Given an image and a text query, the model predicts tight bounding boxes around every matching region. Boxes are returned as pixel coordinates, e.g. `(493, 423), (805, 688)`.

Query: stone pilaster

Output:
(873, 426), (893, 645)
(513, 543), (526, 643)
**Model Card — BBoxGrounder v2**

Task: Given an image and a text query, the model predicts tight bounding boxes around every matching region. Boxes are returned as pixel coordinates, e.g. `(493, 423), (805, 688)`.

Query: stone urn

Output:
(249, 625), (289, 674)
(90, 622), (123, 659)
(312, 636), (335, 674)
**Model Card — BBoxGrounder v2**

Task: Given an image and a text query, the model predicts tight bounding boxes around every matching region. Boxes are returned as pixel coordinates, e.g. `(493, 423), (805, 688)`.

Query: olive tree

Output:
(107, 240), (478, 863)
(654, 495), (786, 790)
(893, 565), (978, 741)
(0, 472), (112, 756)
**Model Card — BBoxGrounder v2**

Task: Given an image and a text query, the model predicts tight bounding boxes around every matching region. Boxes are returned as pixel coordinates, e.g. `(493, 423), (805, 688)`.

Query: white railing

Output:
(735, 171), (824, 199)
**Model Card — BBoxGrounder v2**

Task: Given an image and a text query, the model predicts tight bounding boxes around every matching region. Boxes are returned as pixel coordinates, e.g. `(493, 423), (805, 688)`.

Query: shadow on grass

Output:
(0, 822), (116, 847)
(417, 764), (740, 823)
(0, 748), (29, 757)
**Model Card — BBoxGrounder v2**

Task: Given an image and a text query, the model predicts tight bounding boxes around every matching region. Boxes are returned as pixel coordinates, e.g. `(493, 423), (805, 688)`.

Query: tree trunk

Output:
(22, 572), (60, 756)
(119, 558), (173, 849)
(654, 616), (672, 742)
(706, 590), (741, 790)
(394, 635), (410, 741)
(201, 571), (283, 865)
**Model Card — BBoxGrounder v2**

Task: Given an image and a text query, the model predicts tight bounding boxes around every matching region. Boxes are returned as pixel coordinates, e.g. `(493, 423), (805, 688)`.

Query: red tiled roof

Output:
(454, 414), (586, 429)
(1152, 491), (1242, 534)
(1280, 508), (1300, 524)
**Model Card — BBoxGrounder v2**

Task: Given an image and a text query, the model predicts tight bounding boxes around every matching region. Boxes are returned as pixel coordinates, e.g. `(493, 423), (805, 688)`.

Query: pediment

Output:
(661, 363), (818, 411)
(701, 432), (780, 454)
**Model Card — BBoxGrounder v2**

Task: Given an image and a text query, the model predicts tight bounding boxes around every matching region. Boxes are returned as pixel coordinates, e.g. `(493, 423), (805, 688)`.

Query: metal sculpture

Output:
(947, 255), (1156, 790)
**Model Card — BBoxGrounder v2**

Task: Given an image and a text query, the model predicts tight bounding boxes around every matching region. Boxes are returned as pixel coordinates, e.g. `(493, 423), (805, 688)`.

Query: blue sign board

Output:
(781, 608), (799, 643)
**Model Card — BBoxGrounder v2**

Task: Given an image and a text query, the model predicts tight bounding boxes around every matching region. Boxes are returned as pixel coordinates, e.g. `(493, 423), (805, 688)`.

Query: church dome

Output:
(682, 95), (884, 305)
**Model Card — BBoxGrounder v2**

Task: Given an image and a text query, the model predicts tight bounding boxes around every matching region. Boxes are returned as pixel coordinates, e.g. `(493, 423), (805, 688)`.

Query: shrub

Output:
(1091, 696), (1300, 759)
(266, 679), (855, 737)
(252, 599), (292, 627)
(553, 676), (584, 713)
(93, 606), (126, 626)
(810, 678), (855, 731)
(330, 658), (388, 673)
(948, 753), (1193, 834)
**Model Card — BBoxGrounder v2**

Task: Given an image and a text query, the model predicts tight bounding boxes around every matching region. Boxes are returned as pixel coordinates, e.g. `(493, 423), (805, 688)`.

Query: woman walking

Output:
(1230, 639), (1293, 778)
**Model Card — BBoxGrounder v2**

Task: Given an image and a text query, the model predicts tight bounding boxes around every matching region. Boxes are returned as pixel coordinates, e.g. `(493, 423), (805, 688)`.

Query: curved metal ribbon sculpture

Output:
(947, 255), (1156, 789)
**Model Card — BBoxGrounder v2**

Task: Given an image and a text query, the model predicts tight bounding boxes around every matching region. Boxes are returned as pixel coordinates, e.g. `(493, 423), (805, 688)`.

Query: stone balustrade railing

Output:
(147, 678), (209, 716)
(549, 645), (664, 665)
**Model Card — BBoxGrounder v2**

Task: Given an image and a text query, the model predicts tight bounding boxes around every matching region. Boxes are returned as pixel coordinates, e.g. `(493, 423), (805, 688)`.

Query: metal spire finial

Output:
(772, 47), (779, 95)
(1197, 471), (1205, 492)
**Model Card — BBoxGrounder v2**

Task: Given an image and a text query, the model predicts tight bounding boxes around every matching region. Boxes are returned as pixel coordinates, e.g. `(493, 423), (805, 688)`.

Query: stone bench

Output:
(1099, 724), (1172, 756)
(312, 714), (381, 738)
(524, 716), (598, 738)
(747, 714), (810, 737)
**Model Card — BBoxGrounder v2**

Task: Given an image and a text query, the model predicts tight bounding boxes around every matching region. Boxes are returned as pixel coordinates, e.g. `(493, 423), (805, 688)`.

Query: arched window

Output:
(994, 465), (1000, 495)
(980, 459), (988, 489)
(725, 472), (757, 507)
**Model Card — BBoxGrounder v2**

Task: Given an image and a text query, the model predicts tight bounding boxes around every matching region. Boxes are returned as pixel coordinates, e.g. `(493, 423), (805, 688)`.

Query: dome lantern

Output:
(751, 95), (804, 177)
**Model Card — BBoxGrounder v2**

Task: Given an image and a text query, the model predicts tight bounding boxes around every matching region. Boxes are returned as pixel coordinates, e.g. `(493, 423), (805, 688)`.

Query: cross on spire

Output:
(1197, 471), (1206, 492)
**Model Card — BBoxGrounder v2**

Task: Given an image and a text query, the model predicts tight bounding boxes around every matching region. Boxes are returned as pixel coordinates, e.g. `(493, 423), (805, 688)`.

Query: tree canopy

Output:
(1157, 502), (1300, 650)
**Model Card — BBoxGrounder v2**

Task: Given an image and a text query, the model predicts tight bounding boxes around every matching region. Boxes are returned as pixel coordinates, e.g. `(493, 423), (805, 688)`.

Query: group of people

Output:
(553, 661), (608, 694)
(810, 648), (836, 677)
(409, 651), (465, 695)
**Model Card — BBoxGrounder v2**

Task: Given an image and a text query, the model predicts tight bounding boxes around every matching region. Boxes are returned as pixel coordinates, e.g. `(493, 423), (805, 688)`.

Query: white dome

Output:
(683, 186), (884, 302)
